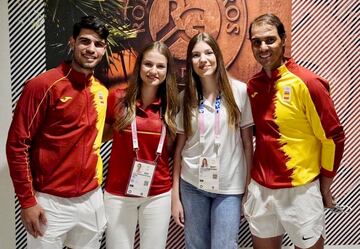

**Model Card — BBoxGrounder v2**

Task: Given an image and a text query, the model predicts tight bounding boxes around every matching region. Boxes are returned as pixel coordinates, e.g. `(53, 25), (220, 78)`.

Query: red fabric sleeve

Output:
(306, 77), (345, 177)
(106, 86), (127, 125)
(6, 79), (50, 208)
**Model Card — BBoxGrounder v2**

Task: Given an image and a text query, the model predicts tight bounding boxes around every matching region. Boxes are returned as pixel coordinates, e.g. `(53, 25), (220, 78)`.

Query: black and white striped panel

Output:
(292, 0), (360, 246)
(8, 0), (359, 248)
(99, 141), (112, 249)
(8, 0), (46, 110)
(8, 0), (46, 249)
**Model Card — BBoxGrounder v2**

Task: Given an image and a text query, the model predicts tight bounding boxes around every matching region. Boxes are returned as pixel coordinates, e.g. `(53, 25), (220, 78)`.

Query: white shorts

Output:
(27, 188), (107, 249)
(244, 180), (325, 248)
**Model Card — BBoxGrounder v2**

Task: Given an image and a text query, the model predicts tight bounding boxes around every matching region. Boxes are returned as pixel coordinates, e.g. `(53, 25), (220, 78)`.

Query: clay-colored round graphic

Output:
(130, 0), (247, 68)
(149, 0), (221, 60)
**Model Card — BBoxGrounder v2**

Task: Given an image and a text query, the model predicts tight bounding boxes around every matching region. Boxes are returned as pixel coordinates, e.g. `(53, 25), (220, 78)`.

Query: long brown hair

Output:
(113, 41), (178, 138)
(183, 32), (240, 137)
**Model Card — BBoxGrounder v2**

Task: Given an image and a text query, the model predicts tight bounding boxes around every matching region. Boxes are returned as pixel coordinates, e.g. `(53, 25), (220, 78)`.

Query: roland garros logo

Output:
(128, 0), (247, 77)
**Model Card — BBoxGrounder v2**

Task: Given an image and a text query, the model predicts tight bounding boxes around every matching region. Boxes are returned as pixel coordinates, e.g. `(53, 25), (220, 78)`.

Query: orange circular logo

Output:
(128, 0), (247, 76)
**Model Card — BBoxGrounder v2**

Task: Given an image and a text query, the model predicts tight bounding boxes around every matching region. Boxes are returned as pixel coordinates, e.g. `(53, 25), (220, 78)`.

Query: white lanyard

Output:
(131, 117), (167, 163)
(199, 95), (221, 145)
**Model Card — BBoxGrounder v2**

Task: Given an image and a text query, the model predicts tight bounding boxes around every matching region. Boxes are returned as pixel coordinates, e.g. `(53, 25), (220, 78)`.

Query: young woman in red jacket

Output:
(103, 41), (178, 249)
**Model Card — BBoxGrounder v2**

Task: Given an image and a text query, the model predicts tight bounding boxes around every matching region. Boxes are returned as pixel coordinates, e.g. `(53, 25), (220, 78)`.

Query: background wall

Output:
(291, 1), (359, 245)
(1, 0), (358, 248)
(0, 0), (15, 248)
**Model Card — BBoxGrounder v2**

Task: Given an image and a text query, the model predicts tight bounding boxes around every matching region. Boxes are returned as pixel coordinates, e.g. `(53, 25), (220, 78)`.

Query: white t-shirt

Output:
(176, 79), (253, 194)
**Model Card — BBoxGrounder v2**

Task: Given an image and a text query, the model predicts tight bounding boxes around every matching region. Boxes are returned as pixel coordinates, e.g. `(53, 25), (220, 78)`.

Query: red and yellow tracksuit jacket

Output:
(247, 58), (345, 188)
(6, 63), (108, 208)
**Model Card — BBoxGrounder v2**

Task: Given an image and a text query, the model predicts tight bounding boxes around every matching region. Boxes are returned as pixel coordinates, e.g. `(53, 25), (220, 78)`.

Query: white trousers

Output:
(104, 190), (171, 249)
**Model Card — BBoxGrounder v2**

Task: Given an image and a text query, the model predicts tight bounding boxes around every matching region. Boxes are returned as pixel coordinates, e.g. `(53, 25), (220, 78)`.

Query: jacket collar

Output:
(135, 97), (162, 110)
(59, 62), (94, 87)
(259, 57), (294, 80)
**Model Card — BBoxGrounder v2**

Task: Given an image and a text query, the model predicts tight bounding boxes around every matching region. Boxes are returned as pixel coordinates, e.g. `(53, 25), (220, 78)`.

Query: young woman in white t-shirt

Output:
(171, 32), (254, 249)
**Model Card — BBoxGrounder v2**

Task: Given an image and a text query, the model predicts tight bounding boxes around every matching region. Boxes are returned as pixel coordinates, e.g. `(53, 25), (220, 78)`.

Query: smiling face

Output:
(140, 49), (168, 89)
(191, 41), (217, 79)
(70, 28), (107, 74)
(250, 23), (285, 75)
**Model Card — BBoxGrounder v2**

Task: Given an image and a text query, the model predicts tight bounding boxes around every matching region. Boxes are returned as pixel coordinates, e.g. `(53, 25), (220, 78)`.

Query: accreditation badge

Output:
(198, 157), (220, 191)
(126, 159), (156, 197)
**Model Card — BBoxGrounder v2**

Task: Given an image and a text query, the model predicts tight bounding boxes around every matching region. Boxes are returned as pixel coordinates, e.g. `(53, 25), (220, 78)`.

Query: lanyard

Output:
(199, 95), (221, 145)
(131, 117), (167, 163)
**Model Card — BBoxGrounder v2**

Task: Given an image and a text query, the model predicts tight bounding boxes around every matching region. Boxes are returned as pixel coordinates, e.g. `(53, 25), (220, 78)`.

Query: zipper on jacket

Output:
(76, 87), (91, 194)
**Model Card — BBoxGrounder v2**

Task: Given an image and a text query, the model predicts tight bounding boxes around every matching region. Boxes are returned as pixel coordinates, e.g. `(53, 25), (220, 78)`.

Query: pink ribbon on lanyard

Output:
(131, 118), (167, 163)
(199, 95), (221, 145)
